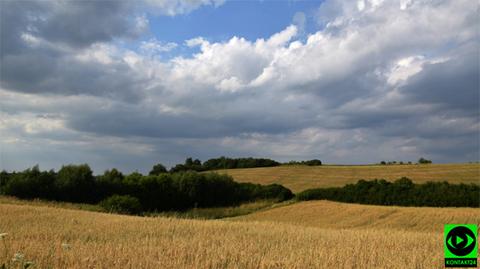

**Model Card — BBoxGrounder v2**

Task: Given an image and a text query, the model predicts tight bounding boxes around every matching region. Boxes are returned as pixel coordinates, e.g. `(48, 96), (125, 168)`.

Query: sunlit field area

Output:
(235, 200), (480, 232)
(217, 163), (480, 192)
(2, 199), (478, 268)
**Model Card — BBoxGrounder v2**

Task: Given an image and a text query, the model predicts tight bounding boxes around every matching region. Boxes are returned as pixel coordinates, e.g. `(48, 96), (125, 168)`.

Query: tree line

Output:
(296, 177), (479, 207)
(379, 157), (432, 165)
(0, 164), (294, 214)
(283, 159), (322, 166)
(158, 157), (323, 173)
(168, 157), (281, 172)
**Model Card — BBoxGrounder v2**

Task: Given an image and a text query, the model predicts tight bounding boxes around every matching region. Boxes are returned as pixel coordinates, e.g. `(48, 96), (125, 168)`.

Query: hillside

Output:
(234, 200), (480, 232)
(216, 163), (480, 192)
(0, 200), (468, 269)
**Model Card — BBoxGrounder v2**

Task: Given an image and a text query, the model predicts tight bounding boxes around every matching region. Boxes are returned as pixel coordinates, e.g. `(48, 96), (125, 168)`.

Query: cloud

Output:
(0, 0), (478, 173)
(0, 1), (144, 52)
(144, 0), (225, 16)
(141, 38), (178, 54)
(400, 46), (479, 114)
(292, 12), (306, 34)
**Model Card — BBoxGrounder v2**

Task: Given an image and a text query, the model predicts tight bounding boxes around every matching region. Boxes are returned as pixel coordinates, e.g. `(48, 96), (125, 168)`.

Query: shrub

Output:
(100, 195), (142, 215)
(235, 182), (294, 202)
(296, 178), (479, 207)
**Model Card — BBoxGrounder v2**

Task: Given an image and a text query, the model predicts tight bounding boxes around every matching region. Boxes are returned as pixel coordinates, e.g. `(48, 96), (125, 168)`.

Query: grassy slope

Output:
(0, 201), (469, 269)
(234, 200), (480, 232)
(216, 163), (480, 192)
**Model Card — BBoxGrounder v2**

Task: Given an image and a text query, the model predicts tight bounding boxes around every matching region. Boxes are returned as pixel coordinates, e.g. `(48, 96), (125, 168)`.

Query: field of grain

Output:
(235, 200), (480, 232)
(0, 201), (466, 269)
(217, 163), (480, 192)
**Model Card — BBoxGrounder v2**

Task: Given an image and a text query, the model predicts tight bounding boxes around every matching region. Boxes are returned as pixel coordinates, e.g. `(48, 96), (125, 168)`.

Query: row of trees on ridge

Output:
(296, 177), (479, 207)
(0, 164), (294, 214)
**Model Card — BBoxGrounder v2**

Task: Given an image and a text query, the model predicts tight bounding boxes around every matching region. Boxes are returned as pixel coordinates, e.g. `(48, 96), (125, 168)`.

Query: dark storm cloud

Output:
(0, 1), (140, 54)
(310, 69), (383, 109)
(66, 101), (305, 139)
(0, 0), (146, 101)
(328, 42), (479, 136)
(35, 1), (141, 48)
(400, 49), (479, 116)
(1, 51), (146, 101)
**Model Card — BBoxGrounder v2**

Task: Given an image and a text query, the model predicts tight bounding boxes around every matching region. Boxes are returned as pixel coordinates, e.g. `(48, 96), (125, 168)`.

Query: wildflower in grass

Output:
(0, 233), (7, 239)
(61, 243), (71, 250)
(12, 252), (24, 262)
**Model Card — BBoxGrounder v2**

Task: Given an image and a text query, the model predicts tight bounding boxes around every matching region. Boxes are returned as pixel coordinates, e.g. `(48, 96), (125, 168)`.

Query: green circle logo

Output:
(446, 226), (477, 257)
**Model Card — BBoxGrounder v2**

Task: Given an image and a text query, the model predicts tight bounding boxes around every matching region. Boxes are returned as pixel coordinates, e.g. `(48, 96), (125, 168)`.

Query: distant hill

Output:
(216, 163), (480, 192)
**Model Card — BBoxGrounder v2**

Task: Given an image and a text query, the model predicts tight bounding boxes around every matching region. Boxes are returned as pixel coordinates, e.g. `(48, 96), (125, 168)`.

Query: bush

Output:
(235, 182), (294, 202)
(100, 195), (142, 215)
(296, 178), (480, 207)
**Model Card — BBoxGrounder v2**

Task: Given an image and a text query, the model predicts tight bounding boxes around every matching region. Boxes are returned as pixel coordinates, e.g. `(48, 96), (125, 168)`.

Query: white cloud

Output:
(185, 37), (209, 48)
(144, 0), (225, 16)
(1, 0), (478, 172)
(292, 12), (306, 34)
(140, 38), (178, 54)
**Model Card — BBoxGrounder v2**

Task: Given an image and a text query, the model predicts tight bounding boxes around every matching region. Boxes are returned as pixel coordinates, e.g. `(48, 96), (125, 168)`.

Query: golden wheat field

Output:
(235, 200), (480, 232)
(1, 198), (479, 269)
(216, 163), (480, 192)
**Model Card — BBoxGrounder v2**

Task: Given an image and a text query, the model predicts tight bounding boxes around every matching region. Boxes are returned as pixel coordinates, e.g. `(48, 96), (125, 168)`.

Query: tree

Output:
(3, 165), (56, 200)
(0, 170), (11, 189)
(149, 163), (167, 175)
(101, 168), (124, 182)
(418, 157), (432, 164)
(193, 159), (201, 166)
(97, 168), (125, 199)
(170, 158), (204, 172)
(304, 159), (322, 166)
(56, 164), (95, 202)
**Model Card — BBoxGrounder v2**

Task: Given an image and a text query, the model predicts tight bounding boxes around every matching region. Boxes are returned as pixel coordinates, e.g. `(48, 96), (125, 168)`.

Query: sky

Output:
(0, 0), (478, 174)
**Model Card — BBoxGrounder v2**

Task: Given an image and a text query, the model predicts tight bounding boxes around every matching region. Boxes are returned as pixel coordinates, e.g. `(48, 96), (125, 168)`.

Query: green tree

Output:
(149, 163), (167, 175)
(418, 157), (432, 164)
(56, 164), (95, 202)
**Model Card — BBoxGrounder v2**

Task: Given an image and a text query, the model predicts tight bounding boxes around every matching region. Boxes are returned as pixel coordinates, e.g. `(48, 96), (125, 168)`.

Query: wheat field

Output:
(1, 199), (479, 268)
(216, 163), (480, 192)
(235, 200), (480, 232)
